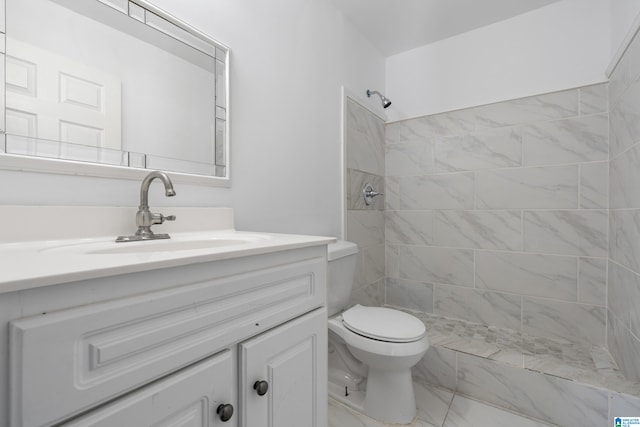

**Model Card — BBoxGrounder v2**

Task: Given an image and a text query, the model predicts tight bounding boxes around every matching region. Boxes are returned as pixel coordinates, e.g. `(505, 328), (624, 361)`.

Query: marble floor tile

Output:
(443, 395), (553, 427)
(414, 379), (455, 426)
(328, 398), (437, 427)
(329, 389), (552, 427)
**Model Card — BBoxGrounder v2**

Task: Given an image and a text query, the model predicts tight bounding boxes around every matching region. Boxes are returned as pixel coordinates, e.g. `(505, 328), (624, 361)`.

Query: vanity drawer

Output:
(65, 350), (235, 427)
(10, 254), (325, 427)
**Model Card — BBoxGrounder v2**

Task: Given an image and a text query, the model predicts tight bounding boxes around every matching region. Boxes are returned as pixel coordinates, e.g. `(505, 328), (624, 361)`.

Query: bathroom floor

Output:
(328, 379), (553, 427)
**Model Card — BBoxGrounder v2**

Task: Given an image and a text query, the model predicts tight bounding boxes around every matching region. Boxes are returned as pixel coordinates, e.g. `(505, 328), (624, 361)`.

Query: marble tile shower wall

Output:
(385, 84), (609, 346)
(609, 27), (640, 382)
(345, 98), (386, 307)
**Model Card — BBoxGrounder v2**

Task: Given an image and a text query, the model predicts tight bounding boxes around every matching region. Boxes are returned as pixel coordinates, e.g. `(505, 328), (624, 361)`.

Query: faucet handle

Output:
(150, 212), (176, 225)
(160, 214), (176, 222)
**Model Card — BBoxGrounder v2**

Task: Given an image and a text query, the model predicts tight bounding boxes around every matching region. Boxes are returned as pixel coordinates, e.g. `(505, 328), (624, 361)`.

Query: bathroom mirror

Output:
(1, 0), (229, 184)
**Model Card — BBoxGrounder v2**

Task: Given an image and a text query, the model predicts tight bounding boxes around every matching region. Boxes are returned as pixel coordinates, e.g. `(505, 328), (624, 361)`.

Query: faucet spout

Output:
(139, 171), (176, 209)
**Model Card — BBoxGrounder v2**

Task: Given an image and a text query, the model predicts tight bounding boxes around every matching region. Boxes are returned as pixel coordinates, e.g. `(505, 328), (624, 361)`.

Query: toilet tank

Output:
(327, 240), (359, 316)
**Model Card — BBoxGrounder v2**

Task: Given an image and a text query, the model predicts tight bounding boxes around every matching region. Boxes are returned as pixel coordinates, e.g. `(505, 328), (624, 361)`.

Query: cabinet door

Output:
(64, 349), (237, 427)
(239, 308), (327, 427)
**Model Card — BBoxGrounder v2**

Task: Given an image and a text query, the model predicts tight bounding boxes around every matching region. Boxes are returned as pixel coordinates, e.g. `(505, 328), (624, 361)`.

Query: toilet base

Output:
(364, 368), (417, 424)
(328, 381), (366, 412)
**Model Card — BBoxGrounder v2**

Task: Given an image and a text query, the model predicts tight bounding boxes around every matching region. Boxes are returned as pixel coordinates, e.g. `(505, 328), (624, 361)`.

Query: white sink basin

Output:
(39, 232), (272, 255)
(89, 238), (249, 254)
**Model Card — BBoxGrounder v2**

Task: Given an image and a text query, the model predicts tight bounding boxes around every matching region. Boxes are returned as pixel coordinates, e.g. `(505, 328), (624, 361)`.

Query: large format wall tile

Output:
(456, 353), (608, 427)
(608, 260), (640, 338)
(399, 246), (474, 287)
(610, 49), (631, 106)
(434, 285), (521, 330)
(580, 161), (608, 209)
(384, 175), (400, 210)
(385, 210), (433, 245)
(385, 277), (433, 313)
(350, 279), (383, 308)
(434, 127), (522, 172)
(610, 209), (640, 273)
(362, 244), (385, 286)
(346, 98), (385, 175)
(474, 90), (579, 129)
(523, 298), (606, 345)
(523, 210), (608, 257)
(523, 113), (608, 166)
(434, 211), (521, 251)
(476, 251), (577, 301)
(347, 210), (384, 248)
(352, 248), (365, 289)
(608, 310), (640, 382)
(610, 78), (640, 158)
(386, 110), (475, 143)
(386, 245), (399, 278)
(578, 257), (606, 306)
(579, 84), (608, 115)
(476, 165), (578, 209)
(611, 143), (640, 209)
(400, 173), (474, 210)
(609, 36), (640, 106)
(386, 140), (435, 176)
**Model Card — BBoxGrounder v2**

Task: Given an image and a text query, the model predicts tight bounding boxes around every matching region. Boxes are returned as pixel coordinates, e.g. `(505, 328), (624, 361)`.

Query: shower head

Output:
(367, 89), (392, 109)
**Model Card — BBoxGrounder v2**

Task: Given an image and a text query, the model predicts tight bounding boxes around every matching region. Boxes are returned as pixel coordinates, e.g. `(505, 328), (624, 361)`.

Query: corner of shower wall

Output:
(344, 97), (386, 307)
(608, 23), (640, 382)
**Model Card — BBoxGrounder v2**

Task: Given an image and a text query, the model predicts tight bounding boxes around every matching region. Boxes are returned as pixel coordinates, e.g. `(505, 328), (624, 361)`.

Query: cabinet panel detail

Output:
(239, 308), (327, 427)
(10, 256), (325, 427)
(64, 350), (235, 427)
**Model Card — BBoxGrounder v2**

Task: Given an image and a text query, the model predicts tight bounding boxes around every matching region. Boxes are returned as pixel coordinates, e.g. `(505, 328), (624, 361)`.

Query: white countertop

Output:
(0, 206), (335, 294)
(0, 230), (334, 294)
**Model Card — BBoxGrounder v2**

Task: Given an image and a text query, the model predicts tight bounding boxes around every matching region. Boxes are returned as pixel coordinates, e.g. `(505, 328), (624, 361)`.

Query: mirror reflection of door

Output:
(4, 0), (228, 178)
(6, 39), (122, 160)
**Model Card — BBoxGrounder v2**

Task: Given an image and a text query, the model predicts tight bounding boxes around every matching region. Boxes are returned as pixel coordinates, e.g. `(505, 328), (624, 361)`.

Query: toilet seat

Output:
(342, 304), (426, 343)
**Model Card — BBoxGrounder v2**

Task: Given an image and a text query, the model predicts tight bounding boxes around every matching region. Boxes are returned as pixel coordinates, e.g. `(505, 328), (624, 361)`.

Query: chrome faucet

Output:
(116, 171), (177, 242)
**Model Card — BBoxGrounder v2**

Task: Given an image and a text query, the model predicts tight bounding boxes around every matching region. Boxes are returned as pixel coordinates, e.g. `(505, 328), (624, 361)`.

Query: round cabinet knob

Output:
(253, 380), (269, 396)
(217, 403), (234, 422)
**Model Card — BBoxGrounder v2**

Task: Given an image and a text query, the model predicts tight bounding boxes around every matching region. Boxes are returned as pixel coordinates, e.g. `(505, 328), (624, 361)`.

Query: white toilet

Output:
(327, 241), (429, 424)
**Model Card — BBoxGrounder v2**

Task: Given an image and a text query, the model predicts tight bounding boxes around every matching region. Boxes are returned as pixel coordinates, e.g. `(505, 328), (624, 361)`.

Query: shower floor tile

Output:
(411, 311), (640, 397)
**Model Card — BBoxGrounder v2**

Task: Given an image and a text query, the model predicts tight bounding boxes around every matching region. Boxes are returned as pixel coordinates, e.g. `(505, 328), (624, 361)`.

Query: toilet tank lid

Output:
(328, 240), (358, 261)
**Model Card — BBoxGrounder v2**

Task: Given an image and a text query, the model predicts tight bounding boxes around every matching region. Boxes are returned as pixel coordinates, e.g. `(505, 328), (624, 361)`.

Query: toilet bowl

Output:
(327, 241), (430, 424)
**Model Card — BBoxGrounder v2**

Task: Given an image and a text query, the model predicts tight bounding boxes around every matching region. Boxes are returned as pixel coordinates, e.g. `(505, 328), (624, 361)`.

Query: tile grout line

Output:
(440, 390), (457, 427)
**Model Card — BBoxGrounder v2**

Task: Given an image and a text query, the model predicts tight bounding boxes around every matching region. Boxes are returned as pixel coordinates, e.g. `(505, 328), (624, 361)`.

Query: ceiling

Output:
(332, 0), (562, 57)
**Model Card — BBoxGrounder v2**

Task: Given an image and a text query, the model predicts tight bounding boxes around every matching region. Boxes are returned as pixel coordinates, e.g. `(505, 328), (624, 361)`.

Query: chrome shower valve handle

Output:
(363, 183), (384, 206)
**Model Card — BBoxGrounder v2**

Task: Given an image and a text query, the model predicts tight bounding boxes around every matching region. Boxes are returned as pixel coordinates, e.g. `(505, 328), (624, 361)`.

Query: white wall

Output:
(385, 0), (610, 121)
(610, 0), (640, 58)
(1, 0), (385, 237)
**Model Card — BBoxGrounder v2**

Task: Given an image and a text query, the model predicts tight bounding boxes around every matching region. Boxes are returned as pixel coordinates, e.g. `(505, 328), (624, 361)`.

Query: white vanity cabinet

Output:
(64, 349), (236, 427)
(239, 308), (327, 427)
(6, 245), (328, 427)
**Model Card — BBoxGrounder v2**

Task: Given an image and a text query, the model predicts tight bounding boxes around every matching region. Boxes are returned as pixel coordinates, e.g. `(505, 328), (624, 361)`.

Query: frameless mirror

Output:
(2, 0), (229, 182)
